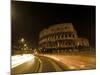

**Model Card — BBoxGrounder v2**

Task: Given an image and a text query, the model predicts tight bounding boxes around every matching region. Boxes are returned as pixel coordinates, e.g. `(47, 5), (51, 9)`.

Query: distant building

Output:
(39, 23), (89, 53)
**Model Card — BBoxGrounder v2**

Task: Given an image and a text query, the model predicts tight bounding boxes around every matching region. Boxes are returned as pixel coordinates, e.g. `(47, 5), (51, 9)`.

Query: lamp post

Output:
(20, 38), (25, 51)
(19, 38), (27, 54)
(24, 43), (27, 47)
(20, 38), (25, 43)
(19, 38), (31, 54)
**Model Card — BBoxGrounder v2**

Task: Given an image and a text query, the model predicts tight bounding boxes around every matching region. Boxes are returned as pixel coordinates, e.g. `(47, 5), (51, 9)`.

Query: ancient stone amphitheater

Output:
(39, 23), (89, 53)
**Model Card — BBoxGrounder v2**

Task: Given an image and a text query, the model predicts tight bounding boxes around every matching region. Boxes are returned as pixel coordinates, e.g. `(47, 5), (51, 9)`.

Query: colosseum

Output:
(39, 23), (89, 53)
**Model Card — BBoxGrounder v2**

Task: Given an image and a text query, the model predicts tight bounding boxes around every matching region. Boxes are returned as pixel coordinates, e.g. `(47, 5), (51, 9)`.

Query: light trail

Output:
(42, 54), (96, 70)
(12, 54), (35, 68)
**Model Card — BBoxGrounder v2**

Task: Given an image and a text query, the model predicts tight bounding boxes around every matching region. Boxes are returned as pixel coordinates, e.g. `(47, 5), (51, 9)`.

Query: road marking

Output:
(33, 57), (43, 72)
(34, 57), (40, 72)
(47, 58), (62, 71)
(38, 58), (43, 72)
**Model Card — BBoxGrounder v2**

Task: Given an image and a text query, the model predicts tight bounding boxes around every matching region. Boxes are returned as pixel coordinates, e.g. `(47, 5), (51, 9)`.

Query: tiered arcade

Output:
(39, 23), (89, 53)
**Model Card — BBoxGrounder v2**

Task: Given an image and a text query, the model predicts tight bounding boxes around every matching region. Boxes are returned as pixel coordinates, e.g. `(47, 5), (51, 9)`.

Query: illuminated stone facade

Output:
(39, 23), (89, 53)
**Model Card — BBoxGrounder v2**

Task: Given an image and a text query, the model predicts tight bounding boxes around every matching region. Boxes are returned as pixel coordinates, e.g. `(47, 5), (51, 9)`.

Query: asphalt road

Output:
(11, 55), (67, 75)
(12, 54), (95, 75)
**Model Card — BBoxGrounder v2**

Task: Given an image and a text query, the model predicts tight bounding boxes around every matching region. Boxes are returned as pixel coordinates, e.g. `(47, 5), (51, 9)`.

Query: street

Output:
(11, 54), (96, 75)
(11, 54), (67, 75)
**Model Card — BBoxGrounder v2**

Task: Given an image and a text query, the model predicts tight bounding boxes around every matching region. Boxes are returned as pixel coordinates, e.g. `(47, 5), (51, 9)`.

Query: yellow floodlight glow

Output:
(24, 44), (27, 47)
(21, 38), (24, 43)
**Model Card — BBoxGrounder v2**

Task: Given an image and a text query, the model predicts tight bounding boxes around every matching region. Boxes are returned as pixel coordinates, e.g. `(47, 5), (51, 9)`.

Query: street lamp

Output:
(19, 38), (26, 53)
(24, 44), (27, 47)
(19, 38), (30, 54)
(21, 38), (24, 43)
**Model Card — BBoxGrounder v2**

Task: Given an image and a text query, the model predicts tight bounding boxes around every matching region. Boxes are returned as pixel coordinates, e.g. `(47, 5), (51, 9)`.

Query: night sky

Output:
(11, 1), (96, 49)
